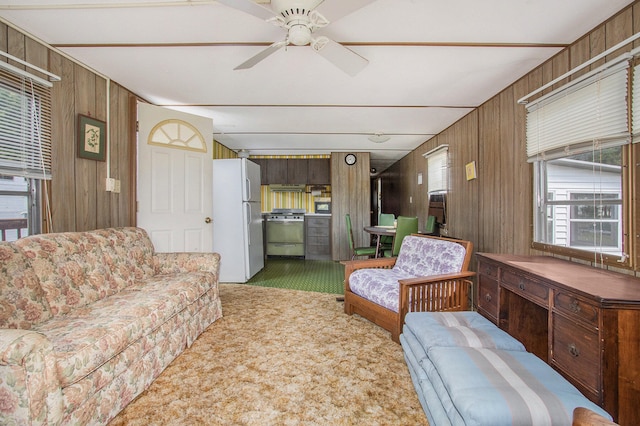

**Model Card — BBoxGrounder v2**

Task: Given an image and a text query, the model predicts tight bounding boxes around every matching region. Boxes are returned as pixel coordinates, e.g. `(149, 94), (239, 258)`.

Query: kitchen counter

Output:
(305, 213), (332, 217)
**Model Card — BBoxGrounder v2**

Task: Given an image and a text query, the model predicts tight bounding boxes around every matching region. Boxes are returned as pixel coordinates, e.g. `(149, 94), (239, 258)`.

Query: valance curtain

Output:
(525, 60), (630, 162)
(0, 68), (52, 179)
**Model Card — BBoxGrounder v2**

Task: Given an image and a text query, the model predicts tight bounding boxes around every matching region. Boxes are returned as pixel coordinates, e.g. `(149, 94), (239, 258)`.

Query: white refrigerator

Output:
(212, 159), (264, 283)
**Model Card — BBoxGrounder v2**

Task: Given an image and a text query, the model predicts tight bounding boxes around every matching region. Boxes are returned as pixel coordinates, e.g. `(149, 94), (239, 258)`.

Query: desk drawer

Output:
(478, 261), (499, 279)
(501, 269), (549, 307)
(551, 313), (601, 400)
(554, 291), (599, 329)
(477, 275), (499, 323)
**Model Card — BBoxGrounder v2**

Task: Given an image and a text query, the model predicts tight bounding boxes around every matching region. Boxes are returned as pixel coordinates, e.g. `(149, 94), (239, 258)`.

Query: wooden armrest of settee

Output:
(399, 271), (476, 319)
(342, 257), (397, 281)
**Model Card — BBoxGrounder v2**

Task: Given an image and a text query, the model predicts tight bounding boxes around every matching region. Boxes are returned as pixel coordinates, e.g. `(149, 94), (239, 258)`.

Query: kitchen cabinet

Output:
(249, 158), (330, 185)
(250, 159), (269, 183)
(287, 159), (308, 183)
(265, 159), (288, 183)
(307, 159), (330, 184)
(305, 215), (331, 260)
(476, 253), (640, 425)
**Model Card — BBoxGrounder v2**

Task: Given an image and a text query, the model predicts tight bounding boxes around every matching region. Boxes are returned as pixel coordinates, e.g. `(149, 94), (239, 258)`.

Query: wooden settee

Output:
(343, 234), (475, 342)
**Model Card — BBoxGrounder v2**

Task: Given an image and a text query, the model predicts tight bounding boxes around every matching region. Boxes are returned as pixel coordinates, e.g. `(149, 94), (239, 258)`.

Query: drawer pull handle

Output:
(518, 282), (526, 290)
(568, 343), (580, 357)
(569, 299), (581, 314)
(484, 294), (492, 302)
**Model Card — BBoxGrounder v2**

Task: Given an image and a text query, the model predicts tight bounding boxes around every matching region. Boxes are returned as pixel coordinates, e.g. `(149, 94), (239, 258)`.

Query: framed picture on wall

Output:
(77, 114), (106, 161)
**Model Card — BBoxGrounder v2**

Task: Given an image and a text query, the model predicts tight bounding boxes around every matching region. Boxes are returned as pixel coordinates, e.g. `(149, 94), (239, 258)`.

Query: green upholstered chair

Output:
(378, 213), (395, 250)
(383, 216), (418, 257)
(346, 214), (377, 260)
(424, 215), (437, 235)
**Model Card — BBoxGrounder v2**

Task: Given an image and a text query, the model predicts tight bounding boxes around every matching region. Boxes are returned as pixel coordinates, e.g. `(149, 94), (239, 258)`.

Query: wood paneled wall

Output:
(380, 2), (640, 272)
(1, 22), (136, 233)
(331, 152), (370, 260)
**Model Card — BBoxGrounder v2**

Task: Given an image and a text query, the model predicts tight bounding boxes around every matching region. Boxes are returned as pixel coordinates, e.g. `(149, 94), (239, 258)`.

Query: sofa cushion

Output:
(32, 272), (213, 387)
(403, 311), (526, 353)
(393, 236), (466, 277)
(0, 243), (52, 329)
(15, 232), (118, 317)
(90, 228), (155, 290)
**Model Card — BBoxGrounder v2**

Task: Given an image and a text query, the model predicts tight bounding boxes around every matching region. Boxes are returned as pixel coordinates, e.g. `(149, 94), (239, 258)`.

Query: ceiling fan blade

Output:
(217, 0), (274, 21)
(312, 38), (368, 77)
(234, 41), (288, 70)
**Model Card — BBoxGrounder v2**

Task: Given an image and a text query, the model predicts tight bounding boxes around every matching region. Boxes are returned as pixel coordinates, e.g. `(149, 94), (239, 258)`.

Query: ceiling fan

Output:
(217, 0), (374, 76)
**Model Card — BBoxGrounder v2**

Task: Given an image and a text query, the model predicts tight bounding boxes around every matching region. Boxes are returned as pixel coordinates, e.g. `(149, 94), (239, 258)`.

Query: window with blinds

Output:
(527, 58), (630, 262)
(0, 68), (52, 179)
(425, 145), (448, 193)
(0, 65), (53, 240)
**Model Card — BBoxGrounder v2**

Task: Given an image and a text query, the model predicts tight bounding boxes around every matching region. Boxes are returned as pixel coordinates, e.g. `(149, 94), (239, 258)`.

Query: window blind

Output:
(426, 145), (448, 193)
(525, 61), (629, 161)
(632, 62), (640, 141)
(0, 68), (52, 179)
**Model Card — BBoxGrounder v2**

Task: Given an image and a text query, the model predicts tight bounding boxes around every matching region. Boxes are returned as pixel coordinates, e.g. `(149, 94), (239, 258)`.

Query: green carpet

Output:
(245, 258), (345, 294)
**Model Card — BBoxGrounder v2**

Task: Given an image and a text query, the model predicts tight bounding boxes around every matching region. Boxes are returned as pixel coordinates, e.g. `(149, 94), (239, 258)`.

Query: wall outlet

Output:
(106, 178), (121, 193)
(105, 178), (115, 192)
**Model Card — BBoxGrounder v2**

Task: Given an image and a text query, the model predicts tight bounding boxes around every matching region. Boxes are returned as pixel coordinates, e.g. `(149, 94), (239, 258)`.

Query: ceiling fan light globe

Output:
(288, 24), (312, 46)
(368, 133), (391, 143)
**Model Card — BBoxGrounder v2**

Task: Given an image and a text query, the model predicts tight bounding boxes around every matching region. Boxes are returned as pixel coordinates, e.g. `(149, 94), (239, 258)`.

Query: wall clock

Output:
(345, 153), (357, 166)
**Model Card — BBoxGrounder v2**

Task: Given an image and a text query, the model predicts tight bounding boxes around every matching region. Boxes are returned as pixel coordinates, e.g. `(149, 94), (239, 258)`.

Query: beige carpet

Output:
(109, 284), (428, 425)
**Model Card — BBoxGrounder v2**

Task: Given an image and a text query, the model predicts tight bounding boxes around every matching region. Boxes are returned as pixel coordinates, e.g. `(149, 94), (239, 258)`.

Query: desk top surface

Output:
(477, 253), (640, 307)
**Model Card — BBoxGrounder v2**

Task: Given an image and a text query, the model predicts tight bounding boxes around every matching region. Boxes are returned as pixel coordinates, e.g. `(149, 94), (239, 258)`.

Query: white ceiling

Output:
(0, 0), (634, 174)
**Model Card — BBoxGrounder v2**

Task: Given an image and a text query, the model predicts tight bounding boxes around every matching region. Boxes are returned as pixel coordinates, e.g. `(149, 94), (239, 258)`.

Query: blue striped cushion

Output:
(403, 311), (526, 352)
(427, 347), (612, 426)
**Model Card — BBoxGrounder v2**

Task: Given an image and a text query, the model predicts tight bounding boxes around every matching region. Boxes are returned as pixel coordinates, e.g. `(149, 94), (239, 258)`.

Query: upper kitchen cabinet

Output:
(307, 159), (330, 184)
(250, 159), (269, 183)
(287, 160), (308, 183)
(254, 158), (331, 185)
(265, 158), (288, 183)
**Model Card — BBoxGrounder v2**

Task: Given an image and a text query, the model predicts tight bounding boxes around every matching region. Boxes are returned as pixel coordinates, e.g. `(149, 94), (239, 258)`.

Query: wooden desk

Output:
(364, 226), (395, 258)
(476, 253), (640, 425)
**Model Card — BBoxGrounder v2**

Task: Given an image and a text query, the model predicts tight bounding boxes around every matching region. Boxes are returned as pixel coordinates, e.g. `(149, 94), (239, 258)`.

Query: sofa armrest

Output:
(0, 329), (63, 425)
(153, 252), (221, 276)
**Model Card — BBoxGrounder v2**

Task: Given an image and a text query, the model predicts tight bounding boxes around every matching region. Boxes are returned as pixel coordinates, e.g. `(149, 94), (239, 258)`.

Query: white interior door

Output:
(137, 103), (213, 252)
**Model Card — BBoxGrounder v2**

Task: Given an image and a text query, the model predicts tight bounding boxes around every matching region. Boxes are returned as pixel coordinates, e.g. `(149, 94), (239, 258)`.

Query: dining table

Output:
(364, 225), (396, 258)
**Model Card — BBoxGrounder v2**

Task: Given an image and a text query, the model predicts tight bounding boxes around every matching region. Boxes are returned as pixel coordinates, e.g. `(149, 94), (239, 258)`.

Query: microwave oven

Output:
(314, 201), (331, 214)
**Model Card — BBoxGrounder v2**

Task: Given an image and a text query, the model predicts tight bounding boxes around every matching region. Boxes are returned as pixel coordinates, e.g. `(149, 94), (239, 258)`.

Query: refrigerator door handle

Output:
(245, 202), (251, 245)
(245, 177), (251, 202)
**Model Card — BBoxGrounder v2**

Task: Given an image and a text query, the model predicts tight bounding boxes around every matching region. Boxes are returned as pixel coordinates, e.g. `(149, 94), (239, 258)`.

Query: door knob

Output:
(205, 217), (212, 223)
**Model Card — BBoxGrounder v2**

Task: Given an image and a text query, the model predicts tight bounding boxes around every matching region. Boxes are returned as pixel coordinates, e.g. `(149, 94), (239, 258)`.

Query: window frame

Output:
(532, 147), (630, 266)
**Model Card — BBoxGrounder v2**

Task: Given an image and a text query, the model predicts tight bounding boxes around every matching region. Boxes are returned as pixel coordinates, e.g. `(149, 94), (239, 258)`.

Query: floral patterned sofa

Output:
(0, 227), (222, 425)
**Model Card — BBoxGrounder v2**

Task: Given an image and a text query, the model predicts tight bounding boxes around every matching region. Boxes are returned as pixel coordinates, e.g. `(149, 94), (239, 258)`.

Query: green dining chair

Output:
(424, 215), (437, 235)
(383, 216), (418, 257)
(378, 213), (395, 250)
(346, 214), (377, 260)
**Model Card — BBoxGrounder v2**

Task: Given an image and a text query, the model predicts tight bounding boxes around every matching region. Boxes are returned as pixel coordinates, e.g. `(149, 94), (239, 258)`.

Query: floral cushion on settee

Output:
(348, 236), (468, 312)
(0, 227), (222, 425)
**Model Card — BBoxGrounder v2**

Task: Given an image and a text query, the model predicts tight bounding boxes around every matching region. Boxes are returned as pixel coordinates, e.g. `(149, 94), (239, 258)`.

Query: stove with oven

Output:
(265, 208), (305, 257)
